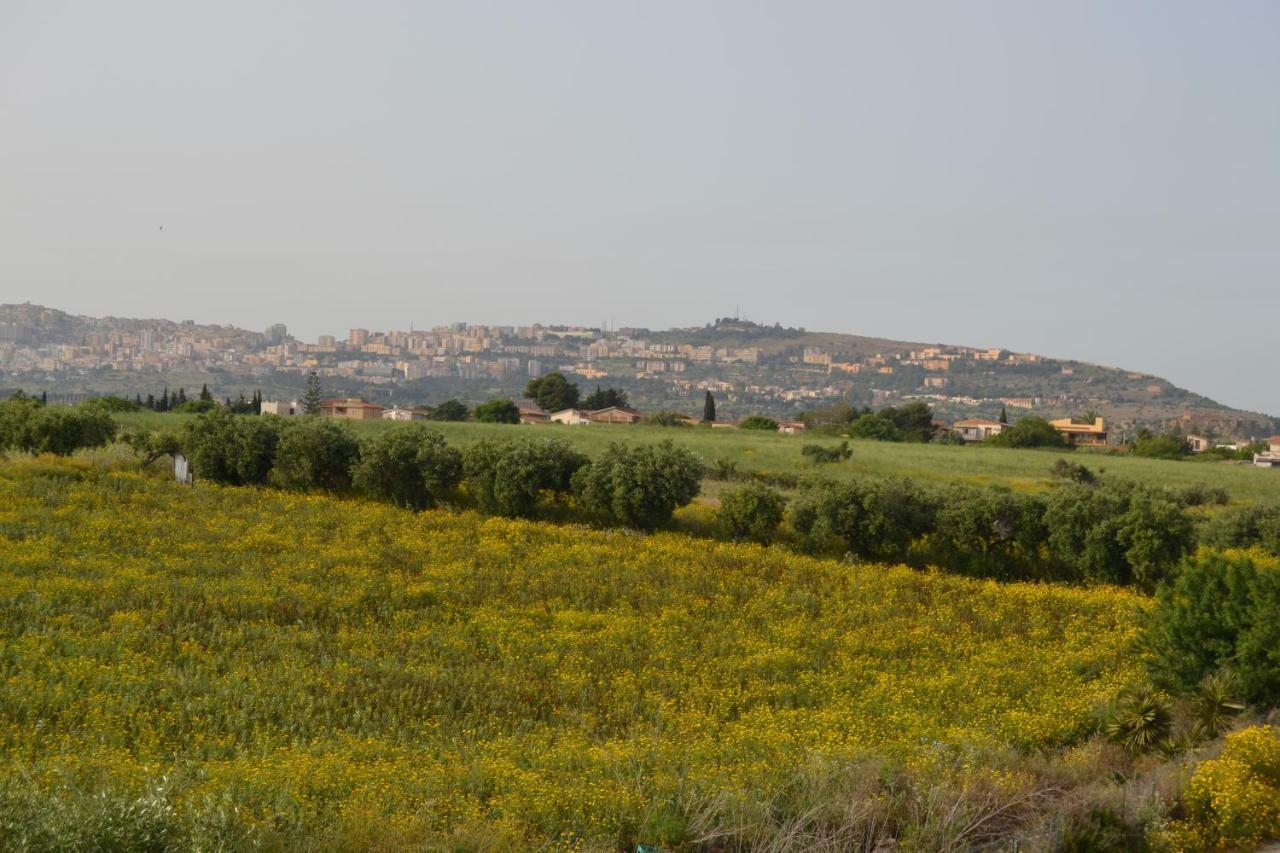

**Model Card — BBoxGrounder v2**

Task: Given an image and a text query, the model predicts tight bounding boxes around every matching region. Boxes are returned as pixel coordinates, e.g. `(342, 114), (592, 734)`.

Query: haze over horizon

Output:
(3, 2), (1278, 414)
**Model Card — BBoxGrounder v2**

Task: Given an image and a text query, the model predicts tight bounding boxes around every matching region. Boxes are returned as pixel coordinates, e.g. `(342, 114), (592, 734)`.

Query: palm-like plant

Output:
(1104, 685), (1174, 754)
(1191, 670), (1245, 739)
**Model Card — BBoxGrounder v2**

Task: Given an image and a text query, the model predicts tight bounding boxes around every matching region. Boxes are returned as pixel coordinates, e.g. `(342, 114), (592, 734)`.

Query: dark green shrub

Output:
(271, 418), (361, 492)
(1201, 505), (1280, 554)
(1050, 459), (1097, 485)
(23, 407), (117, 455)
(709, 457), (739, 481)
(428, 399), (469, 421)
(1179, 482), (1229, 507)
(473, 399), (521, 424)
(571, 440), (704, 530)
(463, 438), (587, 517)
(986, 417), (1071, 449)
(1043, 482), (1192, 589)
(739, 416), (779, 431)
(179, 410), (281, 486)
(1133, 434), (1189, 460)
(718, 482), (787, 542)
(1144, 551), (1280, 705)
(790, 477), (937, 562)
(801, 441), (851, 464)
(351, 424), (462, 509)
(930, 486), (1050, 580)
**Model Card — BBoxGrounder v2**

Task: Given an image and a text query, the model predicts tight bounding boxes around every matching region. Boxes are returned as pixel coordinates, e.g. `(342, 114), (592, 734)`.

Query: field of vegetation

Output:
(0, 457), (1153, 849)
(114, 410), (1280, 508)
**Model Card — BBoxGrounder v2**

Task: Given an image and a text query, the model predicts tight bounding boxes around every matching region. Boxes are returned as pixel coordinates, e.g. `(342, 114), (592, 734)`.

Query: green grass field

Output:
(114, 411), (1280, 507)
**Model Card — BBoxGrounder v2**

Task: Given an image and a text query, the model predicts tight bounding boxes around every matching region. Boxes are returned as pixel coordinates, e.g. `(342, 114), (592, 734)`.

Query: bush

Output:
(473, 399), (520, 424)
(1153, 726), (1280, 851)
(0, 399), (117, 456)
(708, 457), (739, 481)
(1102, 684), (1174, 754)
(22, 407), (117, 456)
(1201, 505), (1280, 555)
(270, 418), (362, 492)
(1133, 433), (1189, 460)
(463, 438), (587, 517)
(179, 410), (281, 486)
(801, 441), (851, 464)
(739, 416), (779, 431)
(847, 413), (900, 442)
(81, 395), (141, 413)
(718, 482), (787, 542)
(930, 486), (1050, 581)
(644, 411), (690, 427)
(351, 424), (462, 509)
(1144, 551), (1280, 705)
(123, 429), (182, 466)
(428, 399), (469, 421)
(790, 477), (937, 562)
(571, 440), (705, 530)
(1043, 482), (1193, 590)
(986, 417), (1071, 449)
(1050, 459), (1097, 485)
(1179, 482), (1230, 507)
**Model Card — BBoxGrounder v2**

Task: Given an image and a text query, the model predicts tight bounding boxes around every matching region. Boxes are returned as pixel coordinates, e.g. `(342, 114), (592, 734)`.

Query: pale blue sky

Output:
(2, 1), (1277, 413)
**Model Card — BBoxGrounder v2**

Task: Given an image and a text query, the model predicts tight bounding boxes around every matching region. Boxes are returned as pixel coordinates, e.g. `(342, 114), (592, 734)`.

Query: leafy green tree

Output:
(1145, 551), (1280, 705)
(571, 440), (705, 530)
(739, 416), (779, 431)
(81, 396), (140, 413)
(931, 486), (1050, 580)
(301, 372), (324, 415)
(1133, 433), (1189, 460)
(463, 438), (588, 517)
(1043, 482), (1193, 589)
(848, 412), (900, 441)
(718, 482), (787, 542)
(986, 416), (1071, 449)
(887, 403), (937, 443)
(1201, 505), (1280, 556)
(428, 399), (469, 422)
(178, 410), (281, 486)
(123, 429), (182, 466)
(270, 418), (362, 492)
(524, 373), (579, 413)
(473, 399), (520, 424)
(702, 391), (716, 423)
(582, 386), (628, 410)
(352, 424), (462, 509)
(789, 477), (937, 562)
(7, 405), (118, 456)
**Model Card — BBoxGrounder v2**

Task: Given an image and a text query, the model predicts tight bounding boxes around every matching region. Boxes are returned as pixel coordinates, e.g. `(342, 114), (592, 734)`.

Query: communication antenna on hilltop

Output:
(735, 304), (740, 321)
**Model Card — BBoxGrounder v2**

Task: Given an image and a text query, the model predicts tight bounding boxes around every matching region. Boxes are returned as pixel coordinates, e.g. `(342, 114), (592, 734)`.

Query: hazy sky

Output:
(3, 2), (1278, 414)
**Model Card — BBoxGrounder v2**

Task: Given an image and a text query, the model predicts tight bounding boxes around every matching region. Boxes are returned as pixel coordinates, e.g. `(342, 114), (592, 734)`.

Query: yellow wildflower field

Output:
(0, 459), (1147, 848)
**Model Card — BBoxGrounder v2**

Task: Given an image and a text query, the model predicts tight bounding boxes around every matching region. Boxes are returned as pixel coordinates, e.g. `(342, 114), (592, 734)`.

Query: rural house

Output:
(1254, 437), (1280, 468)
(320, 398), (385, 420)
(952, 418), (1006, 443)
(588, 406), (643, 424)
(260, 399), (299, 416)
(550, 408), (593, 425)
(1050, 417), (1109, 447)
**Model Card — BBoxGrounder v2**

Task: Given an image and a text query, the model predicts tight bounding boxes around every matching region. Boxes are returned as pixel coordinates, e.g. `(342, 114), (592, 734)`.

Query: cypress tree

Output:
(703, 391), (716, 423)
(302, 372), (324, 415)
(200, 383), (212, 402)
(999, 406), (1008, 424)
(177, 388), (187, 405)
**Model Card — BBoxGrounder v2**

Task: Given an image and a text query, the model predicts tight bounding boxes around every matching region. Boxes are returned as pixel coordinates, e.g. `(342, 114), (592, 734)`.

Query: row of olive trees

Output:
(0, 396), (117, 456)
(162, 411), (706, 530)
(715, 475), (1198, 591)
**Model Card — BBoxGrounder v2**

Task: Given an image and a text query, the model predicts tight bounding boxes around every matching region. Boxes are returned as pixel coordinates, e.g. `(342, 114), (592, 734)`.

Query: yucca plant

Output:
(1191, 670), (1245, 739)
(1104, 685), (1174, 754)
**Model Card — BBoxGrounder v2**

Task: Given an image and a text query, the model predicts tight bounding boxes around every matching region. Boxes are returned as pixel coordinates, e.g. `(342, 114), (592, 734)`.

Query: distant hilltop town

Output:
(1, 304), (1275, 439)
